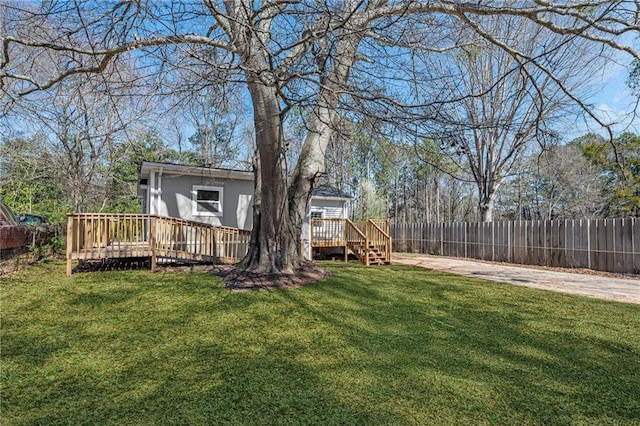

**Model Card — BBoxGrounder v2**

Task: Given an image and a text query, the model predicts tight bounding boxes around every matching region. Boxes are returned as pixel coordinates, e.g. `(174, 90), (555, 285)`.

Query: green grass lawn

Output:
(2, 261), (639, 425)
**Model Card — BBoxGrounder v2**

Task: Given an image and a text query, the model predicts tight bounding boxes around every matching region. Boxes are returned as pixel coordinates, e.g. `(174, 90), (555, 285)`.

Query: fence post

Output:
(490, 222), (496, 262)
(464, 221), (468, 259)
(587, 219), (591, 270)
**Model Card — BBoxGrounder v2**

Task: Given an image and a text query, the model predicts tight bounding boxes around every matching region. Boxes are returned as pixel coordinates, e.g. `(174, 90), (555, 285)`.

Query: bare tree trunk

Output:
(233, 11), (360, 274)
(236, 80), (299, 273)
(478, 193), (496, 222)
(478, 176), (502, 222)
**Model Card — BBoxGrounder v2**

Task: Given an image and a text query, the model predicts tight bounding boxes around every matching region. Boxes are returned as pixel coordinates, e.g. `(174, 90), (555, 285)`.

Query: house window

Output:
(192, 185), (223, 216)
(310, 210), (324, 228)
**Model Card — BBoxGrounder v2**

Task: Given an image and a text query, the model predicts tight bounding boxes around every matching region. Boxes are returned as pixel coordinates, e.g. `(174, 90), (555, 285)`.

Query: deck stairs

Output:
(347, 241), (391, 265)
(312, 218), (392, 266)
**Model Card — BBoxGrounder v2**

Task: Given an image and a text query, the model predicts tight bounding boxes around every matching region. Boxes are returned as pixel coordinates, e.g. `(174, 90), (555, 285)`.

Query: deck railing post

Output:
(365, 222), (370, 266)
(66, 214), (74, 277)
(150, 216), (157, 272)
(387, 219), (392, 264)
(343, 219), (348, 263)
(209, 226), (214, 264)
(213, 227), (218, 262)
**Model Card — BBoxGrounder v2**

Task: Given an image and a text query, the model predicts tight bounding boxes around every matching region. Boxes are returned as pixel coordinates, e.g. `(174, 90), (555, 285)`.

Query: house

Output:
(137, 161), (352, 259)
(65, 163), (387, 275)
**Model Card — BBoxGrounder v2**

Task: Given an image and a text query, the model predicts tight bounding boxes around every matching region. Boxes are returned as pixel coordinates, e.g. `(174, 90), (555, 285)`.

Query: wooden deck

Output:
(66, 214), (250, 276)
(311, 218), (392, 266)
(66, 214), (392, 276)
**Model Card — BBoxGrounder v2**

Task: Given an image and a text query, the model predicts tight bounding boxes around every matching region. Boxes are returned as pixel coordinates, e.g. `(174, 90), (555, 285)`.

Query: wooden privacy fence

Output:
(66, 213), (250, 276)
(391, 218), (639, 274)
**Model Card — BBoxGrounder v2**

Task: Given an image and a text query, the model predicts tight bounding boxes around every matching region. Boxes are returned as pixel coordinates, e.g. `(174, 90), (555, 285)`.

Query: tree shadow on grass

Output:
(274, 264), (640, 424)
(7, 342), (386, 425)
(2, 270), (380, 425)
(2, 263), (639, 425)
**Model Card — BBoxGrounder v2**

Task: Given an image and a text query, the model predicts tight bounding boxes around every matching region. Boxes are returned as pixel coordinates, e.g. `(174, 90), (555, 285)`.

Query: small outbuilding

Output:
(138, 161), (352, 259)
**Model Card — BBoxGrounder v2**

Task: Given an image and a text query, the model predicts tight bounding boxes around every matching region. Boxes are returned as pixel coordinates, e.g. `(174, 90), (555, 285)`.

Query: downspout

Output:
(149, 171), (156, 215)
(148, 167), (164, 215)
(157, 167), (163, 216)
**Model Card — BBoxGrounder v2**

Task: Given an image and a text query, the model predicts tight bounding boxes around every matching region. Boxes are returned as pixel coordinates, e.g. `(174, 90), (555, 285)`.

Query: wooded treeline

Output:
(326, 129), (640, 223)
(2, 121), (638, 224)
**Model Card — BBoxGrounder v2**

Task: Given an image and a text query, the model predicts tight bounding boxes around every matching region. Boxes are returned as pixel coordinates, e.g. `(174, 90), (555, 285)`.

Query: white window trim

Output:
(192, 185), (223, 217)
(310, 209), (324, 218)
(310, 209), (324, 227)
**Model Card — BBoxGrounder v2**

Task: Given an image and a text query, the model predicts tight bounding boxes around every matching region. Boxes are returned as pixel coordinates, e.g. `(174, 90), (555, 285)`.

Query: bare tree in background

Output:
(185, 83), (246, 168)
(415, 16), (601, 221)
(1, 1), (638, 279)
(533, 144), (607, 220)
(8, 72), (152, 212)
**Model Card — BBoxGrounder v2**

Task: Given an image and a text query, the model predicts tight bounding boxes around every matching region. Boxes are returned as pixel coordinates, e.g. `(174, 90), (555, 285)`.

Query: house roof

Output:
(312, 184), (352, 199)
(139, 161), (254, 181)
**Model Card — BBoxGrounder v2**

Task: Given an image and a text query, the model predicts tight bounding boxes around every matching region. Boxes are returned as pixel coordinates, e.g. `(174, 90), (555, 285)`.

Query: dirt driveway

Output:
(393, 254), (640, 305)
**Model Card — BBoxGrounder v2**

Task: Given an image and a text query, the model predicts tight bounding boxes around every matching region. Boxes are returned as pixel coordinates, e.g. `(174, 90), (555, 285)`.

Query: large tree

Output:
(414, 15), (599, 221)
(1, 1), (638, 278)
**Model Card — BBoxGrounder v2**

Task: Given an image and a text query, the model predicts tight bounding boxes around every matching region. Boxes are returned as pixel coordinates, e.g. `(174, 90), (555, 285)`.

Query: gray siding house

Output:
(138, 161), (351, 259)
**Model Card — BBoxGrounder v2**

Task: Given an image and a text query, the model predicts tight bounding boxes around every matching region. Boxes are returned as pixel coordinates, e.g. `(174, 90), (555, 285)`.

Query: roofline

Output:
(311, 195), (351, 201)
(139, 161), (254, 181)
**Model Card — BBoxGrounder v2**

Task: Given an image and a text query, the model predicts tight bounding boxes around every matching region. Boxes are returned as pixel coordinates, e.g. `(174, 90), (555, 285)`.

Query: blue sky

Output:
(580, 58), (639, 138)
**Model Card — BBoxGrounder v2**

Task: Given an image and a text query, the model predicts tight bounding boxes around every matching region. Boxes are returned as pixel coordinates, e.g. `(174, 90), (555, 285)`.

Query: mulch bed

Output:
(211, 262), (331, 291)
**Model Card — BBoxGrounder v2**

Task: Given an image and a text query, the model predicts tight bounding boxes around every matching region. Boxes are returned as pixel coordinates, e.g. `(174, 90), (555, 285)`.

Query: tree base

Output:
(212, 261), (331, 291)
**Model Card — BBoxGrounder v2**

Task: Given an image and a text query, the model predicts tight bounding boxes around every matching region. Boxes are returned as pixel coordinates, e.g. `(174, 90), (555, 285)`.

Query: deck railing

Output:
(66, 214), (250, 276)
(66, 214), (389, 275)
(215, 225), (251, 264)
(66, 214), (152, 268)
(153, 216), (218, 268)
(311, 218), (347, 248)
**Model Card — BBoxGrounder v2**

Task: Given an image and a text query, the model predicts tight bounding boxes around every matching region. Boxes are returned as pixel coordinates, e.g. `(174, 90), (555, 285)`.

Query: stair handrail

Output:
(345, 219), (370, 265)
(367, 219), (390, 239)
(368, 219), (390, 235)
(345, 218), (367, 241)
(367, 219), (392, 264)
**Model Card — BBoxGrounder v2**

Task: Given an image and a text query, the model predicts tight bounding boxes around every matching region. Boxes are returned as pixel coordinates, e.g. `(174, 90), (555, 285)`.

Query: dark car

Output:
(17, 214), (49, 226)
